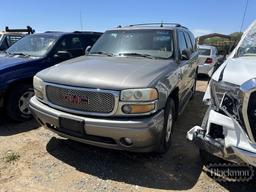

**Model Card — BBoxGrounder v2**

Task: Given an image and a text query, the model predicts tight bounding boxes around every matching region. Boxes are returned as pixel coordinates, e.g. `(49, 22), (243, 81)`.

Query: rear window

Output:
(6, 35), (23, 46)
(198, 48), (211, 56)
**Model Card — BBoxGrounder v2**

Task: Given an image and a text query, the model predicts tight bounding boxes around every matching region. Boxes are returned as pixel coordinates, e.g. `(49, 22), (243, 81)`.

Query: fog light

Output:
(120, 137), (133, 146)
(122, 105), (132, 114)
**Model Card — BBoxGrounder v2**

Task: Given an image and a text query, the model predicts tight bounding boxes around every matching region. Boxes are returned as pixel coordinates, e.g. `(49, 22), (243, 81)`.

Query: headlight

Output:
(121, 88), (158, 102)
(210, 80), (241, 108)
(33, 76), (44, 100)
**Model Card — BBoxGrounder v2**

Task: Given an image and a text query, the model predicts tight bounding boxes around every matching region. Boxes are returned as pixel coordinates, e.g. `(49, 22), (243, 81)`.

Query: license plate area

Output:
(59, 117), (85, 137)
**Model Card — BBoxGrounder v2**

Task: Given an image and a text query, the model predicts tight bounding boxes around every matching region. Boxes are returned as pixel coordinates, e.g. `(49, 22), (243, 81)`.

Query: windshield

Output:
(198, 48), (211, 56)
(90, 30), (174, 59)
(6, 35), (58, 57)
(236, 23), (256, 57)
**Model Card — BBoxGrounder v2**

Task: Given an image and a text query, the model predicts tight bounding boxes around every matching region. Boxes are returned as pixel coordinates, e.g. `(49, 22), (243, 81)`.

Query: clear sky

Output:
(1, 0), (255, 36)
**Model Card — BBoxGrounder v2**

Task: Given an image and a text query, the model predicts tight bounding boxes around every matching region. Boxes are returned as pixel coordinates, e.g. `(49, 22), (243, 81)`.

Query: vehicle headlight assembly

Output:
(121, 88), (158, 102)
(210, 80), (241, 108)
(33, 76), (44, 100)
(120, 88), (158, 114)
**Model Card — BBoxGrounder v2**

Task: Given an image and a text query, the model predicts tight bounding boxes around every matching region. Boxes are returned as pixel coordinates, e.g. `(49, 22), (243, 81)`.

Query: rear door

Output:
(184, 31), (198, 90)
(177, 30), (191, 107)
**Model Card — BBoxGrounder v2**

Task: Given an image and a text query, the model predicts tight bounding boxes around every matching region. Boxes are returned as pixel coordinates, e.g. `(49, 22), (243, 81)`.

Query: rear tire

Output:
(155, 98), (175, 154)
(6, 84), (34, 122)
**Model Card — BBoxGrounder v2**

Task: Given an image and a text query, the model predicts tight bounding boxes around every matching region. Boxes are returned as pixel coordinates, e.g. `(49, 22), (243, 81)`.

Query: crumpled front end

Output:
(187, 78), (256, 167)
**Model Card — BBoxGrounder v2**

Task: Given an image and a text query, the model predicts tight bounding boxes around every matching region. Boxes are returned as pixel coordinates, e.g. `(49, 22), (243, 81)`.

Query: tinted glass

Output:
(6, 35), (23, 46)
(184, 32), (193, 52)
(178, 31), (187, 55)
(90, 30), (174, 59)
(198, 48), (211, 56)
(70, 37), (82, 49)
(188, 32), (196, 50)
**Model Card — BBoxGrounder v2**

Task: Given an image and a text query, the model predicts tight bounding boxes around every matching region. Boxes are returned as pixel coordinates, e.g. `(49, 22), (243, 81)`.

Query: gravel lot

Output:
(0, 79), (256, 192)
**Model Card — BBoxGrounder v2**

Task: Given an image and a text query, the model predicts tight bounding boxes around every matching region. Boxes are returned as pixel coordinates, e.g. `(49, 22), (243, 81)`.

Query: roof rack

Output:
(73, 31), (103, 34)
(44, 31), (65, 33)
(5, 26), (35, 34)
(125, 23), (187, 29)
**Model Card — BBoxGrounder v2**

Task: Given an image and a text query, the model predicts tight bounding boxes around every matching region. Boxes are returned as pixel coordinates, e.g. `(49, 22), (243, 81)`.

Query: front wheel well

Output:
(166, 87), (179, 119)
(4, 78), (33, 101)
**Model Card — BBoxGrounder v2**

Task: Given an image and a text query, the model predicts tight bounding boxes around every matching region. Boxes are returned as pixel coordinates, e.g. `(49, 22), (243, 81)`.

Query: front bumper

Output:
(198, 64), (214, 76)
(29, 96), (165, 152)
(187, 107), (256, 167)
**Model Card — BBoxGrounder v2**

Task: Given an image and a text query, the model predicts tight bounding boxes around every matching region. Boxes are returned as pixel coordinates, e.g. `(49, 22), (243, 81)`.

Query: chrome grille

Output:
(46, 85), (115, 114)
(247, 91), (256, 141)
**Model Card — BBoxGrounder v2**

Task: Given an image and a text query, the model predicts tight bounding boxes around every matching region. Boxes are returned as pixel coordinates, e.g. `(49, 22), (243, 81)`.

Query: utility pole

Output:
(240, 0), (249, 32)
(80, 11), (84, 31)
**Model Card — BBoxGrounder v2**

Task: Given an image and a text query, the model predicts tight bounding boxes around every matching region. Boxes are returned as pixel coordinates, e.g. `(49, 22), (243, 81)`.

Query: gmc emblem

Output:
(63, 94), (89, 105)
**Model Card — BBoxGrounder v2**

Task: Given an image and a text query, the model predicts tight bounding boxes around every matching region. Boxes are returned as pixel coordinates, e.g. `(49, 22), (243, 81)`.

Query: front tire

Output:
(6, 84), (34, 122)
(155, 98), (176, 154)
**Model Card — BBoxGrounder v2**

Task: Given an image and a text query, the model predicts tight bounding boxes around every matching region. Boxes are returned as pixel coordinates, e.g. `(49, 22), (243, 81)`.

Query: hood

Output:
(0, 55), (32, 70)
(38, 56), (176, 90)
(212, 57), (256, 86)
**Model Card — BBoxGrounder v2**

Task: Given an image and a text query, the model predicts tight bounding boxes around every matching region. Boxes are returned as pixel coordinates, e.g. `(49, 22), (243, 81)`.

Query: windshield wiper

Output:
(89, 51), (113, 57)
(119, 52), (155, 59)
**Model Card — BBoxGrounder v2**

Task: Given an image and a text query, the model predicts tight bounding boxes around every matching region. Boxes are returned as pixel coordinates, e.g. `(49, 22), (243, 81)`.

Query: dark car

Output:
(30, 23), (198, 153)
(0, 31), (102, 121)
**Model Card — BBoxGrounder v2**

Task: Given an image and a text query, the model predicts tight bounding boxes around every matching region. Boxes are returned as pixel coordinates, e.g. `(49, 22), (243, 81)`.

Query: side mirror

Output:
(85, 46), (92, 55)
(54, 51), (72, 61)
(181, 49), (191, 60)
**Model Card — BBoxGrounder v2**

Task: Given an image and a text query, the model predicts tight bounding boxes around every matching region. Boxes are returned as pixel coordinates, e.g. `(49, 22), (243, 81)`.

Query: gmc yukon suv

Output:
(30, 23), (198, 153)
(0, 31), (102, 121)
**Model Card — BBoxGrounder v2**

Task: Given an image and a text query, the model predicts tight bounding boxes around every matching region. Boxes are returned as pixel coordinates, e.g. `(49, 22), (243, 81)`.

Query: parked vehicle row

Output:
(29, 23), (198, 153)
(1, 20), (255, 171)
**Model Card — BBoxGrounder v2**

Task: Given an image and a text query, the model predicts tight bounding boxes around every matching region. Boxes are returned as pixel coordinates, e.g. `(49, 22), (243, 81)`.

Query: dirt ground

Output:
(0, 79), (256, 192)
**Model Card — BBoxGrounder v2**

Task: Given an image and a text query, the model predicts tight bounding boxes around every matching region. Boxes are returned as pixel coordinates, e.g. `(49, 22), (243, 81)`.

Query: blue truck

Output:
(0, 31), (102, 121)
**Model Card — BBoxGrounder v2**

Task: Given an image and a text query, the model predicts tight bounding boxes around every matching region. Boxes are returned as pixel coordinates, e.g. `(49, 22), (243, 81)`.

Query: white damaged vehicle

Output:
(187, 21), (256, 166)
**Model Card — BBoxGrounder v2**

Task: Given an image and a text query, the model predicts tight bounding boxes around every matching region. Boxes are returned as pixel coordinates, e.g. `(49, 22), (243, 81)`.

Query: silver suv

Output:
(29, 23), (198, 153)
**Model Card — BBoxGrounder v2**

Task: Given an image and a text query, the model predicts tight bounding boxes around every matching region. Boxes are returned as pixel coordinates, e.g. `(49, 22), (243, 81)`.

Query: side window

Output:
(70, 36), (82, 49)
(188, 32), (196, 51)
(184, 32), (193, 52)
(90, 35), (100, 45)
(177, 31), (188, 56)
(56, 38), (68, 52)
(83, 34), (101, 48)
(6, 35), (23, 47)
(215, 48), (218, 55)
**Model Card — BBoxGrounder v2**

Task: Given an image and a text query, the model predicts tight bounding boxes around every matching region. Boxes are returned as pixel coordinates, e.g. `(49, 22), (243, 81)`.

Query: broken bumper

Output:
(187, 107), (256, 167)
